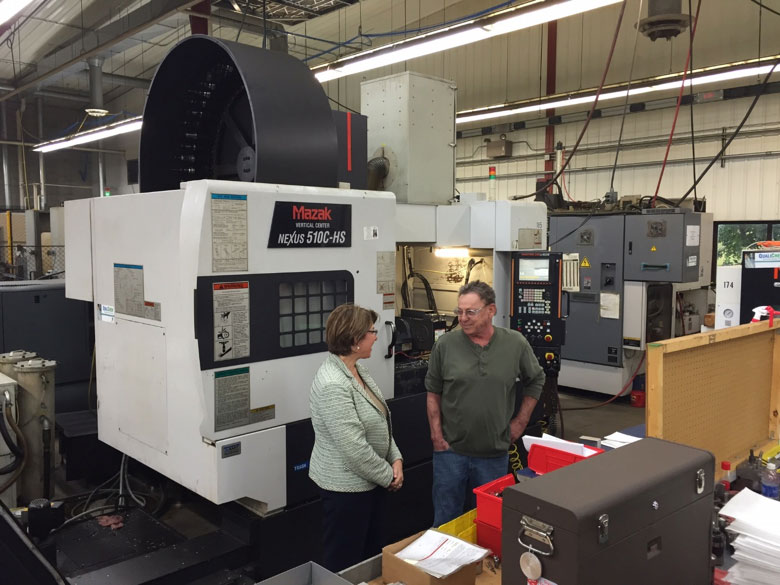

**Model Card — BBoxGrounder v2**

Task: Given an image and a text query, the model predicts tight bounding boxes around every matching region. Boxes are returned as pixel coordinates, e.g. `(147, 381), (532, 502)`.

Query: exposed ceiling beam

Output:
(268, 0), (320, 17)
(35, 0), (140, 64)
(0, 82), (89, 103)
(199, 6), (287, 36)
(78, 70), (150, 90)
(0, 0), (203, 103)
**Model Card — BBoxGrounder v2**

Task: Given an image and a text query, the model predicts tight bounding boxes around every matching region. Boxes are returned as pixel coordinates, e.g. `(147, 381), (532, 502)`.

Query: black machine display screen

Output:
(267, 201), (351, 248)
(515, 257), (549, 281)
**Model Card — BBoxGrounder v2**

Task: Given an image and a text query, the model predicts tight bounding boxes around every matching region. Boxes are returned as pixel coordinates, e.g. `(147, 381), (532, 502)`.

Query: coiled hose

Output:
(0, 401), (27, 495)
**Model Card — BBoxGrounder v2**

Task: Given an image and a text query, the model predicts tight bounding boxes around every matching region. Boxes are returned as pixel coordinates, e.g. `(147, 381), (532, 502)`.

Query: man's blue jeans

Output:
(432, 449), (509, 527)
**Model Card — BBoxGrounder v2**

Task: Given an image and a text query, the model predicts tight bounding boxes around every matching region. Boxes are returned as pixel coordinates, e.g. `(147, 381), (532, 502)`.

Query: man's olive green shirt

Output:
(425, 327), (545, 457)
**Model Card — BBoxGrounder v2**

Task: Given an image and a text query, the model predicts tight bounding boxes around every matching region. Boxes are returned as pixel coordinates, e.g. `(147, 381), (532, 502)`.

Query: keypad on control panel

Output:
(516, 288), (551, 315)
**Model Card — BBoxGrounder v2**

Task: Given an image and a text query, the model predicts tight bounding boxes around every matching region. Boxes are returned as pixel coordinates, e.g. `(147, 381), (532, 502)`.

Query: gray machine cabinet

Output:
(550, 214), (625, 367)
(623, 211), (702, 283)
(502, 438), (714, 585)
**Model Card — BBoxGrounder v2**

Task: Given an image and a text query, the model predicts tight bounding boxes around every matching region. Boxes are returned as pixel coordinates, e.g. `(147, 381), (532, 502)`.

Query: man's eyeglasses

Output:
(453, 306), (486, 318)
(367, 329), (378, 335)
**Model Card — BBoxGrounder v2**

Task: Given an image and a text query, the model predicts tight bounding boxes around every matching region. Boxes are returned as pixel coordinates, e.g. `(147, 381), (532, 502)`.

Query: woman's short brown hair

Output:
(326, 304), (378, 356)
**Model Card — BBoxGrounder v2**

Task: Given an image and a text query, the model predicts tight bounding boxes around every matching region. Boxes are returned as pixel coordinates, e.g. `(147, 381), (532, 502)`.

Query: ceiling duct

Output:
(638, 0), (690, 41)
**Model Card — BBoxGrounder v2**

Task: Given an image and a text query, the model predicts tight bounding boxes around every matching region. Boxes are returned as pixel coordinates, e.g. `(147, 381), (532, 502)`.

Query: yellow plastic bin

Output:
(437, 508), (478, 543)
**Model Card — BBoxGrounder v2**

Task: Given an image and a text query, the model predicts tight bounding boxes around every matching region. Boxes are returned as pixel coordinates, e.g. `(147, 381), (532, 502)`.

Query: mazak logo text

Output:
(293, 205), (332, 220)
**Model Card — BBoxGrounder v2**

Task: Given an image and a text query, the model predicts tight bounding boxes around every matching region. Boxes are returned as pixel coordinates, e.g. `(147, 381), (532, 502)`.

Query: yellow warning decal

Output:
(581, 257), (591, 268)
(651, 245), (657, 252)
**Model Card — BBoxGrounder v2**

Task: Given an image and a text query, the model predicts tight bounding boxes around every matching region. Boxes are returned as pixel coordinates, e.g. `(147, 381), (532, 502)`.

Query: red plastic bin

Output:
(527, 443), (604, 475)
(473, 473), (515, 529)
(475, 519), (502, 559)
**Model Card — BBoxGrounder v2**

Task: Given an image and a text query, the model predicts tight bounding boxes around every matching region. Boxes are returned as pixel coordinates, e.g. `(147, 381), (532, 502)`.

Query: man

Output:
(425, 280), (545, 526)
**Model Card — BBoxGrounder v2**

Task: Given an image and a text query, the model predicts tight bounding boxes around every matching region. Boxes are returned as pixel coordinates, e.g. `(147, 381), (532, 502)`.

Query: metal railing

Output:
(0, 245), (64, 280)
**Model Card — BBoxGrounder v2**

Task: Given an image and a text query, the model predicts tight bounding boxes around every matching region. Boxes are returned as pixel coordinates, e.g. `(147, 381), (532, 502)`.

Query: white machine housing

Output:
(714, 265), (742, 329)
(395, 199), (548, 328)
(362, 71), (456, 206)
(65, 180), (396, 512)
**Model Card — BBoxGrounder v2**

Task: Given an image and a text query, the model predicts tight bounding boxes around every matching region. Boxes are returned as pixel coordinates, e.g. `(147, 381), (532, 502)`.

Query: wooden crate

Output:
(646, 320), (780, 479)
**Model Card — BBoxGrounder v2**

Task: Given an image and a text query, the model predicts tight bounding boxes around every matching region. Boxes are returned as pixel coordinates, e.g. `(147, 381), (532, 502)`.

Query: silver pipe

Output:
(16, 102), (25, 209)
(88, 57), (105, 198)
(455, 150), (780, 182)
(1, 102), (10, 210)
(77, 69), (149, 90)
(88, 57), (103, 109)
(37, 97), (45, 210)
(456, 124), (780, 168)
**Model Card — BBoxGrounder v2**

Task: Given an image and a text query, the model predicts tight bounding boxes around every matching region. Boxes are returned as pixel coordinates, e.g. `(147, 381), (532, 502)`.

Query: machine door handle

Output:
(384, 320), (396, 359)
(561, 291), (570, 319)
(641, 263), (671, 271)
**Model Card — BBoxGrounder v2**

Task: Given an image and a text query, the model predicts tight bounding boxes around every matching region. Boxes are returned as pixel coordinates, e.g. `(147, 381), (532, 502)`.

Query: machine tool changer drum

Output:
(140, 35), (338, 191)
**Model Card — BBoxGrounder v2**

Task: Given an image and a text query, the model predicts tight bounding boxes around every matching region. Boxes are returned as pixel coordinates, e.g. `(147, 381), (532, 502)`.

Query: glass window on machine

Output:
(716, 223), (768, 266)
(278, 278), (350, 349)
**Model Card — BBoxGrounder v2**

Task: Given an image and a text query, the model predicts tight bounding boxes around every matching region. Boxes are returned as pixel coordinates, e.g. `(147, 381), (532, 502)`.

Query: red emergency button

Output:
(545, 352), (555, 361)
(544, 334), (552, 342)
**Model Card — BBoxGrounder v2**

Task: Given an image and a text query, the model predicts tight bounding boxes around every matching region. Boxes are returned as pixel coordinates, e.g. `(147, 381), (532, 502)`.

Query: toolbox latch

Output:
(696, 468), (705, 494)
(598, 513), (609, 544)
(518, 516), (554, 556)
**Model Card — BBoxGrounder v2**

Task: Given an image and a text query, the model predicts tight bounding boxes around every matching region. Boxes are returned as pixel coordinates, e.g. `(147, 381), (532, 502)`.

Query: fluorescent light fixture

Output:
(456, 64), (776, 124)
(0, 0), (34, 25)
(33, 116), (143, 153)
(487, 0), (620, 33)
(313, 0), (622, 83)
(434, 248), (470, 259)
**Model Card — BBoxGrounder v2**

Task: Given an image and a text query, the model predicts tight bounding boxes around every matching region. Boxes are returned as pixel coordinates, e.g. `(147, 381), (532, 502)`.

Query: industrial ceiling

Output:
(0, 0), (363, 107)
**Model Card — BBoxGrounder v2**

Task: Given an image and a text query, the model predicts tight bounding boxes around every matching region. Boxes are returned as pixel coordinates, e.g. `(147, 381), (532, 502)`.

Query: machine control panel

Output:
(510, 251), (566, 375)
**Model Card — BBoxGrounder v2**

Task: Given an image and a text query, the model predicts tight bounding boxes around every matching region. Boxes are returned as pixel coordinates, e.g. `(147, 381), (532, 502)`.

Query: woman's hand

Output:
(388, 459), (404, 491)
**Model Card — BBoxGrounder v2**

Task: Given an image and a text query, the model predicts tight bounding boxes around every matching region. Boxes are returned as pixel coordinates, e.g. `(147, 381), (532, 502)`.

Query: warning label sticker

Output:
(211, 194), (248, 272)
(213, 282), (250, 361)
(214, 367), (275, 432)
(580, 257), (591, 268)
(113, 264), (161, 321)
(376, 251), (395, 294)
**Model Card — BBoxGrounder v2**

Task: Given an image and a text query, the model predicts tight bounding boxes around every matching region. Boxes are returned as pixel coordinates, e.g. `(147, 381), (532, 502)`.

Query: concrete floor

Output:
(557, 387), (646, 442)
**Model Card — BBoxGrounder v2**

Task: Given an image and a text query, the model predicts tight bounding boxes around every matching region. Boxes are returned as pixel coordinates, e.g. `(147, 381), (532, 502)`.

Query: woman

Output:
(309, 304), (404, 572)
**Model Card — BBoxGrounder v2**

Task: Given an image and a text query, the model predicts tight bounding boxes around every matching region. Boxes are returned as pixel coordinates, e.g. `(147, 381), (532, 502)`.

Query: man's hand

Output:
(432, 436), (450, 452)
(509, 417), (528, 445)
(388, 459), (404, 491)
(510, 396), (538, 444)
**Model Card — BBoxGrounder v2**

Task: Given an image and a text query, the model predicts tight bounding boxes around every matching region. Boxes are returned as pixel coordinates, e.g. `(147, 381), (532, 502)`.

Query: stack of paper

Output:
(601, 432), (643, 449)
(522, 433), (599, 457)
(395, 529), (488, 578)
(719, 488), (780, 584)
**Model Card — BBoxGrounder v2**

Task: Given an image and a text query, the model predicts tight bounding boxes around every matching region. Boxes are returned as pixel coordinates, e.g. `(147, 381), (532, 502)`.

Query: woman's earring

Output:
(356, 345), (360, 350)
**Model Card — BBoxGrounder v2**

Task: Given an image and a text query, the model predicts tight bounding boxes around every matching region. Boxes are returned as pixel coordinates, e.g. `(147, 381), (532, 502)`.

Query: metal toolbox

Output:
(502, 438), (714, 585)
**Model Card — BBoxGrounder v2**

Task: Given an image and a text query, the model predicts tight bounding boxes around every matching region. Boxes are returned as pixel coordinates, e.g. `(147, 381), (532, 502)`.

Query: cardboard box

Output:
(382, 531), (479, 585)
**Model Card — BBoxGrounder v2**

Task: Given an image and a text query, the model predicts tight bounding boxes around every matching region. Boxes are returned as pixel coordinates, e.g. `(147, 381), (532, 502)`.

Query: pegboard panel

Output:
(647, 321), (780, 476)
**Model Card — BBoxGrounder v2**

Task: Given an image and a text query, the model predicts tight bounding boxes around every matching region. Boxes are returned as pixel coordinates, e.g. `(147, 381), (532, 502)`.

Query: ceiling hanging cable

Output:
(513, 0), (627, 201)
(676, 56), (780, 207)
(262, 0), (267, 50)
(651, 0), (702, 208)
(687, 0), (698, 202)
(609, 0), (643, 193)
(235, 0), (250, 41)
(749, 0), (780, 17)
